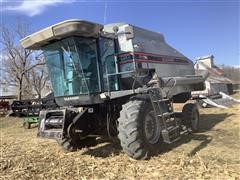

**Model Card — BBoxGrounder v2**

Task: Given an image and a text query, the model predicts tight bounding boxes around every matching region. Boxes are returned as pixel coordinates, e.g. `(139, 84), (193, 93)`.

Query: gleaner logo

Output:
(64, 96), (80, 101)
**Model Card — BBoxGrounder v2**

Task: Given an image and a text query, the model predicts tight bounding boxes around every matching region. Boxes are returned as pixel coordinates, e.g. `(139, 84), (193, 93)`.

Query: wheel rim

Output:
(191, 108), (199, 129)
(67, 123), (79, 140)
(144, 111), (161, 144)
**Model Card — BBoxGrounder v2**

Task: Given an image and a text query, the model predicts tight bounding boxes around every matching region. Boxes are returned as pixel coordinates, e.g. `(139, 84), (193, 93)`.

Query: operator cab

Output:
(43, 36), (120, 96)
(21, 20), (126, 106)
(43, 37), (99, 96)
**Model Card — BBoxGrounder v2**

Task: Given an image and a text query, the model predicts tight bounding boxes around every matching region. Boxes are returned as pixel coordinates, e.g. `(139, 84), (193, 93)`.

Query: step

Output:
(165, 118), (178, 126)
(158, 112), (175, 118)
(161, 126), (180, 144)
(153, 99), (170, 103)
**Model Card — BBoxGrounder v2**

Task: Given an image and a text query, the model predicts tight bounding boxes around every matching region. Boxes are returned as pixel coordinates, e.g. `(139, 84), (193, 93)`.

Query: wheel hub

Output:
(67, 123), (80, 140)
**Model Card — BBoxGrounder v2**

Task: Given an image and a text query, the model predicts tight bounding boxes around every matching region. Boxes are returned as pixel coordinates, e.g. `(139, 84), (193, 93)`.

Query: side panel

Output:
(105, 23), (196, 79)
(131, 26), (195, 77)
(142, 60), (195, 77)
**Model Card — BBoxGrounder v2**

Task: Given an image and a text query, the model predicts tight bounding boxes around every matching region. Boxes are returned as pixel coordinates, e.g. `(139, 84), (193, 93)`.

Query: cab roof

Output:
(20, 19), (103, 50)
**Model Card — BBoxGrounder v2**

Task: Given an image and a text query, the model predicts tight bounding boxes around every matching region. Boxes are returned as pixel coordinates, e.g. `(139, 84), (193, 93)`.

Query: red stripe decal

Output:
(117, 51), (189, 65)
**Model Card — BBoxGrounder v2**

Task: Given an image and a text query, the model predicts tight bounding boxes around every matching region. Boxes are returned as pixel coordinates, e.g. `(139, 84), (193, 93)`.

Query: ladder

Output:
(149, 89), (180, 144)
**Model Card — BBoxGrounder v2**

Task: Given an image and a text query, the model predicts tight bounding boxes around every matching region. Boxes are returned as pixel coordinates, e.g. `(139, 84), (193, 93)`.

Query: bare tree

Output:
(29, 65), (49, 99)
(219, 64), (240, 82)
(0, 19), (44, 100)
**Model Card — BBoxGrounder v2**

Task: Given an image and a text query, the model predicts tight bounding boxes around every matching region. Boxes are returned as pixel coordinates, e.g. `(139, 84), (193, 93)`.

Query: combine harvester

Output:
(21, 19), (208, 160)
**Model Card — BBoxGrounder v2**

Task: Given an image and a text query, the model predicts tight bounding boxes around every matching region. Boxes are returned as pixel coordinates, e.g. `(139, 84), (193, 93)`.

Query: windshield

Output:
(43, 37), (100, 97)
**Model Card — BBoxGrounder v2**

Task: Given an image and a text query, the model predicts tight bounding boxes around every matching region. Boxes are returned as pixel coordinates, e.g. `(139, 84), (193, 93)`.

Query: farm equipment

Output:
(23, 116), (39, 129)
(0, 96), (16, 115)
(0, 101), (10, 112)
(11, 93), (58, 116)
(21, 19), (208, 159)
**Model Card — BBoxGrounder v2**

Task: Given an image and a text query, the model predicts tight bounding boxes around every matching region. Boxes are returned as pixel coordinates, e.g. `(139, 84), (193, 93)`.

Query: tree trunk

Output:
(37, 93), (41, 100)
(18, 80), (22, 100)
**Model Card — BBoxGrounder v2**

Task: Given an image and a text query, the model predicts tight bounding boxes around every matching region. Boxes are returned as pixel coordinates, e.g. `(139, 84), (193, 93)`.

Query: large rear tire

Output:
(117, 98), (162, 160)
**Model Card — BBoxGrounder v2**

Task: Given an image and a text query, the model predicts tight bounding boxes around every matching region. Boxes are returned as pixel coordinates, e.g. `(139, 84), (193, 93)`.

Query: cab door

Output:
(100, 38), (119, 91)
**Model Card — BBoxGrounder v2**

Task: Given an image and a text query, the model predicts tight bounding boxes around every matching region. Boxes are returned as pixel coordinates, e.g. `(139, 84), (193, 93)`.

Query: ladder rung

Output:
(153, 99), (169, 103)
(165, 137), (180, 144)
(158, 112), (174, 117)
(161, 126), (180, 144)
(166, 125), (179, 131)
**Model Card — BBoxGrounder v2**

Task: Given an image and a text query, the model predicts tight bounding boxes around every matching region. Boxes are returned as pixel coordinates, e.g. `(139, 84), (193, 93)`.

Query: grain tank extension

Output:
(21, 19), (208, 160)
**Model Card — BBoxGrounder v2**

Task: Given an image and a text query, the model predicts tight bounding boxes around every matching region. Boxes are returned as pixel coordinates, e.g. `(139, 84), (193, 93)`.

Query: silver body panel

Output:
(20, 19), (206, 99)
(103, 23), (194, 77)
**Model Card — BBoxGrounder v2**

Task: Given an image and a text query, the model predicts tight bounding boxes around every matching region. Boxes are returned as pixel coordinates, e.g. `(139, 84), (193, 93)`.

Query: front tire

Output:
(117, 98), (162, 160)
(57, 138), (77, 152)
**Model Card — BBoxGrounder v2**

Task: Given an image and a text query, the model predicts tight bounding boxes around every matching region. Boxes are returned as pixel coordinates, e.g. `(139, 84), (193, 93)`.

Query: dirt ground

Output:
(0, 103), (240, 179)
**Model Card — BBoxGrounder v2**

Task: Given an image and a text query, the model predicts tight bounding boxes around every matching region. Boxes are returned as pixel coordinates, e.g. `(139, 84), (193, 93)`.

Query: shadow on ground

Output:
(82, 112), (232, 158)
(198, 113), (233, 132)
(82, 137), (122, 158)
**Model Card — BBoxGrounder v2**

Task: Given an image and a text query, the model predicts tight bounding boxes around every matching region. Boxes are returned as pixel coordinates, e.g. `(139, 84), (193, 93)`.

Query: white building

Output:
(0, 82), (17, 96)
(193, 55), (233, 96)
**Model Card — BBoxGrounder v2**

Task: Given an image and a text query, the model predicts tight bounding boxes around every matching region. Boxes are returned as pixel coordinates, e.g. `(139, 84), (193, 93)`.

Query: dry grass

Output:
(1, 104), (240, 179)
(232, 91), (240, 100)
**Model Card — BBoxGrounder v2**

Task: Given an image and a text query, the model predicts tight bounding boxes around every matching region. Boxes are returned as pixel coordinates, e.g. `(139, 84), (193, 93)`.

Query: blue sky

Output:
(1, 0), (239, 66)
